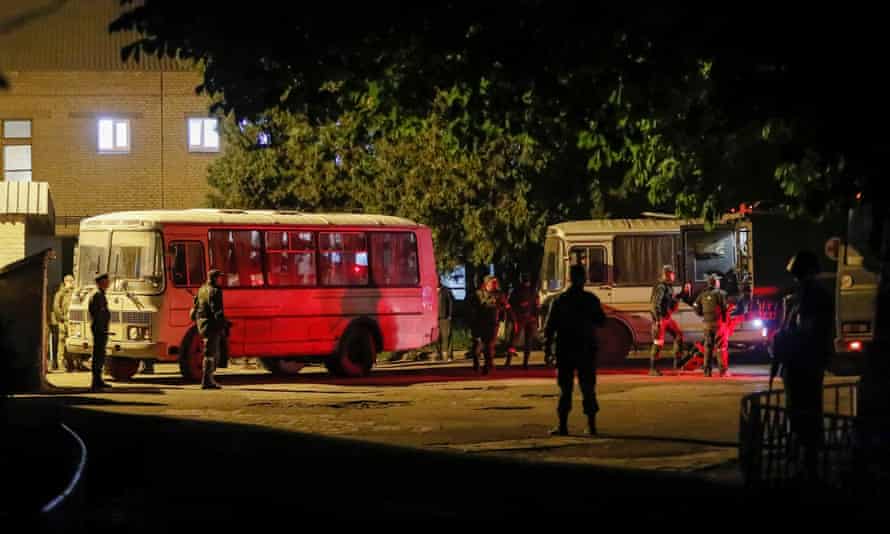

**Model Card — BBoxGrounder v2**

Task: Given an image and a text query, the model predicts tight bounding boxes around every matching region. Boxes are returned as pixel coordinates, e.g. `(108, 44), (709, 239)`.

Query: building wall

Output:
(0, 71), (220, 236)
(0, 217), (26, 268)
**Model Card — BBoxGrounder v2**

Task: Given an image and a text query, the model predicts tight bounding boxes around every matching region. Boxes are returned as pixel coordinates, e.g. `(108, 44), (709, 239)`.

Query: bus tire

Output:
(109, 356), (140, 381)
(179, 329), (204, 383)
(261, 357), (305, 376)
(332, 325), (376, 377)
(597, 318), (633, 366)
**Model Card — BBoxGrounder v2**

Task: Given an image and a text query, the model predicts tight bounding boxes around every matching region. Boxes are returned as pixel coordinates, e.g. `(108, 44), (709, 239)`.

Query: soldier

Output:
(52, 275), (76, 372)
(773, 250), (832, 480)
(506, 272), (539, 369)
(694, 273), (728, 377)
(436, 281), (455, 361)
(88, 273), (112, 390)
(194, 269), (228, 389)
(544, 264), (606, 436)
(469, 275), (508, 375)
(648, 265), (689, 376)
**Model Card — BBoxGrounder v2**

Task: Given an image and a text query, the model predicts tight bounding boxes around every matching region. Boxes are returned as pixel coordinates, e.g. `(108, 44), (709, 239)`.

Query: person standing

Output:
(88, 273), (112, 390)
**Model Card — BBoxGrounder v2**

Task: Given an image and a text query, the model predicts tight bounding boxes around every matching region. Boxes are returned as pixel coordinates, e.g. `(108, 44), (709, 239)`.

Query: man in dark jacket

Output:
(775, 250), (833, 480)
(195, 269), (228, 389)
(544, 264), (606, 436)
(88, 273), (112, 390)
(436, 282), (454, 361)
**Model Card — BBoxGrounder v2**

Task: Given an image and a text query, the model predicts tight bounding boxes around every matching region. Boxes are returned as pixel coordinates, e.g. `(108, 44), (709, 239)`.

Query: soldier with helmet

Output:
(649, 265), (691, 376)
(694, 273), (728, 377)
(469, 274), (508, 375)
(194, 269), (228, 389)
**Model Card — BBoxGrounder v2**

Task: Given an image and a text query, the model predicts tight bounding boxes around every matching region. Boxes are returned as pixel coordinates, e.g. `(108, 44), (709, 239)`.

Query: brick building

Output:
(0, 0), (220, 277)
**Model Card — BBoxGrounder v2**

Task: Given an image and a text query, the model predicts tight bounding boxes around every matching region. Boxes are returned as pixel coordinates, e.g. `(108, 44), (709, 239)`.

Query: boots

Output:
(550, 413), (569, 436)
(648, 345), (663, 376)
(91, 368), (111, 391)
(522, 352), (530, 370)
(201, 357), (221, 389)
(587, 415), (598, 436)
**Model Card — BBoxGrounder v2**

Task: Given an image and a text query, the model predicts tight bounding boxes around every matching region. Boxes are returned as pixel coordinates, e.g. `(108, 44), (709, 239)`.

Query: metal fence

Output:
(739, 381), (860, 489)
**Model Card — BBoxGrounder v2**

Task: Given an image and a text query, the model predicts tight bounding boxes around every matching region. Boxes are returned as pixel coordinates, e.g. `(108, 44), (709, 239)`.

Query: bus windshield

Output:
(77, 230), (109, 288)
(109, 231), (165, 294)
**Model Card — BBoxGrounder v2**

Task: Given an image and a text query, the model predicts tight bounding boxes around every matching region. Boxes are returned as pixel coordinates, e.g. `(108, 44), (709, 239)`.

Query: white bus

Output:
(538, 213), (774, 364)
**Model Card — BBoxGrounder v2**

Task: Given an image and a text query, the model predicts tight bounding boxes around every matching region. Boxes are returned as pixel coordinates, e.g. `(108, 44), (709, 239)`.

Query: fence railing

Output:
(739, 381), (859, 489)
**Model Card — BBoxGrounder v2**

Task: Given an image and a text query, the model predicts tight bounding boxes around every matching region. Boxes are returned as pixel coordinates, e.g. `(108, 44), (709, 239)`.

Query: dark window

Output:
(371, 232), (420, 287)
(684, 230), (736, 282)
(613, 235), (680, 285)
(569, 246), (608, 284)
(265, 231), (317, 287)
(170, 242), (206, 287)
(208, 230), (265, 287)
(318, 232), (368, 286)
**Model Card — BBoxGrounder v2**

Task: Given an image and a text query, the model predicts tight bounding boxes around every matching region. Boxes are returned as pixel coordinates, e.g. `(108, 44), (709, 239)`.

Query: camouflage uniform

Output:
(469, 275), (507, 374)
(195, 269), (227, 389)
(507, 276), (539, 369)
(52, 276), (75, 371)
(694, 275), (728, 377)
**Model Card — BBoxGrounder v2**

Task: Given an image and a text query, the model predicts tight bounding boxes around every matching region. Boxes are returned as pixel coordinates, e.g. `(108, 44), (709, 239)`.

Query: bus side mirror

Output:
(824, 237), (841, 262)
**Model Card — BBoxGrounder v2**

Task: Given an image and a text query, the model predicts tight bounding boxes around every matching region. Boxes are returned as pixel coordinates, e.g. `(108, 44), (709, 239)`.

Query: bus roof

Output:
(548, 217), (703, 238)
(80, 209), (424, 229)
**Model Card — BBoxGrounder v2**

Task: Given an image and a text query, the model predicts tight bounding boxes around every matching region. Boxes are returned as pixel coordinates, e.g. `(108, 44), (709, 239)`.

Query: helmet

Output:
(786, 250), (820, 280)
(63, 274), (74, 283)
(207, 269), (224, 284)
(706, 273), (722, 287)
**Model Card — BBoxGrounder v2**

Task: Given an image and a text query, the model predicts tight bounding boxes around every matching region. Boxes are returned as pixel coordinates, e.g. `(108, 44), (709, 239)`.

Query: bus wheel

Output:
(179, 330), (204, 383)
(109, 357), (140, 381)
(260, 358), (305, 376)
(333, 326), (376, 377)
(597, 319), (633, 366)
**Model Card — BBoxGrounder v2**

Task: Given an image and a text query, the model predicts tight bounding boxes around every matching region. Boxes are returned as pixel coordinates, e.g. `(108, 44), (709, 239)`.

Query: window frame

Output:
(187, 117), (221, 153)
(97, 118), (131, 154)
(208, 229), (267, 289)
(568, 245), (609, 286)
(317, 231), (370, 288)
(263, 230), (318, 288)
(612, 234), (681, 287)
(370, 231), (421, 288)
(169, 241), (207, 288)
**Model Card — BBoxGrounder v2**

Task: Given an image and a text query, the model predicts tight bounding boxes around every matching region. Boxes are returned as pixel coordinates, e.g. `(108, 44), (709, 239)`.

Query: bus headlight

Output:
(752, 319), (764, 328)
(840, 274), (855, 289)
(128, 326), (151, 341)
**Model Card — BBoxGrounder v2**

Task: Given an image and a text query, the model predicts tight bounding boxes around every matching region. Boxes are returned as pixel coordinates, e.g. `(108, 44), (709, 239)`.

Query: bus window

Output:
(613, 235), (679, 285)
(568, 246), (607, 284)
(319, 232), (369, 286)
(542, 237), (562, 291)
(170, 242), (206, 287)
(209, 230), (265, 288)
(371, 232), (419, 287)
(265, 231), (317, 287)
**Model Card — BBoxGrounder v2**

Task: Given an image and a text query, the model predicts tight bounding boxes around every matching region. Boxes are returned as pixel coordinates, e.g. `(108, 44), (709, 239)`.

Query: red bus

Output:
(65, 209), (439, 381)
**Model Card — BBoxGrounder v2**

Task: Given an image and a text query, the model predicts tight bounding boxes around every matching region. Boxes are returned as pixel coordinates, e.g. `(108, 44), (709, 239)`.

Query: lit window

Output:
(3, 145), (32, 182)
(98, 119), (130, 153)
(188, 118), (220, 152)
(3, 120), (31, 139)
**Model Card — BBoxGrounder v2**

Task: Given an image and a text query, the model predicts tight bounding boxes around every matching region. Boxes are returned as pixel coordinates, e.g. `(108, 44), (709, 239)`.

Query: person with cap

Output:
(506, 272), (539, 369)
(194, 269), (228, 389)
(773, 250), (833, 480)
(694, 273), (728, 377)
(469, 274), (508, 374)
(543, 264), (606, 436)
(648, 265), (690, 376)
(88, 273), (112, 390)
(52, 274), (76, 372)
